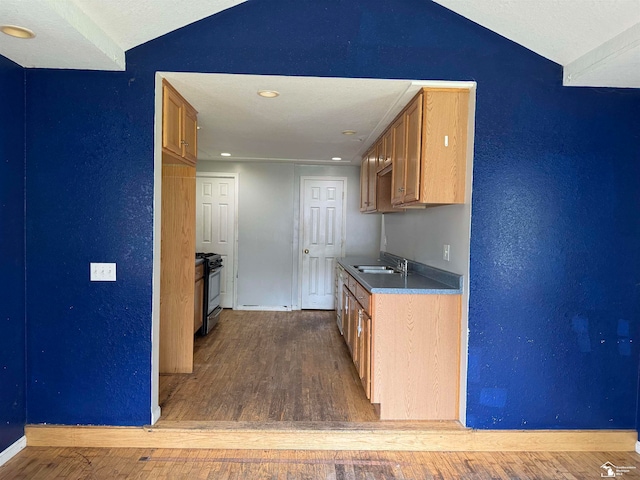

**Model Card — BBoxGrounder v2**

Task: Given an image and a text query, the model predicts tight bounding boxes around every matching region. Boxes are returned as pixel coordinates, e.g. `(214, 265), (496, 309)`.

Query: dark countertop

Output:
(337, 255), (462, 295)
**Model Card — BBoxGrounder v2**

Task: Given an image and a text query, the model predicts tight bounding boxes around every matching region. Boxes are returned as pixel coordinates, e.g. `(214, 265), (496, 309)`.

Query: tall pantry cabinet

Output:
(160, 79), (199, 374)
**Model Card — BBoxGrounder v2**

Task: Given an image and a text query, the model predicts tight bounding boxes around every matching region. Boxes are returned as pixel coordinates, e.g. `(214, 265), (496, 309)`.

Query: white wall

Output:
(382, 204), (469, 275)
(197, 162), (380, 310)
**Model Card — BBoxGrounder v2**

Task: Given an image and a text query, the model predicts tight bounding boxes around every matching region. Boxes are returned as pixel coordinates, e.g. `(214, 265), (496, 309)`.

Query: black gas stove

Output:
(196, 252), (223, 269)
(195, 252), (223, 334)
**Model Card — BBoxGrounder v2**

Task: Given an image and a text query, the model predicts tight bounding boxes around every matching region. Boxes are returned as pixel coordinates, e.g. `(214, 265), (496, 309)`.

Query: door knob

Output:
(304, 249), (309, 254)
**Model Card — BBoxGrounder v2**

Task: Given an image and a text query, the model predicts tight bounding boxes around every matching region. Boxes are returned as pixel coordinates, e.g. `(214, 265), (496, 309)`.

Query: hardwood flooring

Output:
(159, 310), (378, 422)
(7, 311), (638, 477)
(3, 447), (639, 479)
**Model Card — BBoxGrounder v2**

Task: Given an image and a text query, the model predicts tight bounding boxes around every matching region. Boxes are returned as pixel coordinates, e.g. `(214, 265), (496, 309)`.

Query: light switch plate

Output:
(90, 263), (116, 281)
(443, 244), (451, 262)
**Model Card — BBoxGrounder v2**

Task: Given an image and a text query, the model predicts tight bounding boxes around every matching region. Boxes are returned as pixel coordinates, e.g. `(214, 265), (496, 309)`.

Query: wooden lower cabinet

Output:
(342, 286), (350, 347)
(347, 292), (359, 361)
(357, 309), (371, 399)
(339, 269), (461, 420)
(160, 163), (196, 374)
(372, 293), (460, 420)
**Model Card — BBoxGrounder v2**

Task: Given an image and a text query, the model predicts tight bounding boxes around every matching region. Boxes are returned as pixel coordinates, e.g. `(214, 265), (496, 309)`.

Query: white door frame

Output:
(297, 176), (347, 310)
(196, 172), (239, 311)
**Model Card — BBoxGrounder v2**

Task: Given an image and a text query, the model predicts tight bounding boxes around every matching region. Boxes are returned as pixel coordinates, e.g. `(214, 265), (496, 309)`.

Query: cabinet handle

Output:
(398, 187), (405, 192)
(181, 140), (189, 146)
(357, 311), (362, 337)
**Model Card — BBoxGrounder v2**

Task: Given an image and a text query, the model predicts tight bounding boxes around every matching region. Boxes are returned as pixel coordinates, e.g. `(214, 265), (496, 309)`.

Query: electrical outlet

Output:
(90, 263), (117, 281)
(443, 244), (451, 262)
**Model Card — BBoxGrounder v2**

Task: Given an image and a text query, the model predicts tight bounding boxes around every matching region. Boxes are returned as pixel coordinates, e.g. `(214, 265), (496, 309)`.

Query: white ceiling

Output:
(0, 0), (638, 87)
(162, 73), (474, 164)
(0, 1), (638, 165)
(432, 0), (640, 88)
(0, 0), (246, 70)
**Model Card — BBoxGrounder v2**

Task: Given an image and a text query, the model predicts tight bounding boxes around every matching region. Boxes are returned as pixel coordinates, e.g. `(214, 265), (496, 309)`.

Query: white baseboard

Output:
(151, 405), (162, 425)
(635, 440), (640, 454)
(236, 305), (292, 312)
(0, 436), (26, 467)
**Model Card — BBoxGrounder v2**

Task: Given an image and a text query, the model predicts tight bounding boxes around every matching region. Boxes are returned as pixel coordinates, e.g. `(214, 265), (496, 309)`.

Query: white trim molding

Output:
(236, 305), (292, 312)
(151, 406), (162, 425)
(635, 440), (640, 455)
(0, 436), (27, 467)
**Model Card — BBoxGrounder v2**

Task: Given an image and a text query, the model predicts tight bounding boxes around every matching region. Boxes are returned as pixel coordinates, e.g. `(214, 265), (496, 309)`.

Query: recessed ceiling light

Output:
(257, 90), (280, 98)
(331, 157), (342, 161)
(221, 153), (231, 157)
(341, 130), (357, 136)
(1, 25), (36, 39)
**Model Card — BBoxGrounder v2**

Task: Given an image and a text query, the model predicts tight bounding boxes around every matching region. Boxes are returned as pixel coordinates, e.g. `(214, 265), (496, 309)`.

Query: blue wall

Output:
(25, 0), (640, 428)
(25, 70), (154, 425)
(0, 54), (26, 449)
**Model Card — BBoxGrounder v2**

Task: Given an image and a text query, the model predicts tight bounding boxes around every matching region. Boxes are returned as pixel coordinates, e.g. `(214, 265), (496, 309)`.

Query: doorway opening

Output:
(151, 74), (473, 423)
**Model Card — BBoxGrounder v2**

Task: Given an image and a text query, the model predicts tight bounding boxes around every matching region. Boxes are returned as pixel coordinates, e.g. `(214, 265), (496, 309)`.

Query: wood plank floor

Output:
(3, 447), (639, 479)
(159, 310), (379, 422)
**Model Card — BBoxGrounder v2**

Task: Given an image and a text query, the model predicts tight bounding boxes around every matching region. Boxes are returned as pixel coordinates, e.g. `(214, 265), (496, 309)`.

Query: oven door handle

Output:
(210, 266), (223, 274)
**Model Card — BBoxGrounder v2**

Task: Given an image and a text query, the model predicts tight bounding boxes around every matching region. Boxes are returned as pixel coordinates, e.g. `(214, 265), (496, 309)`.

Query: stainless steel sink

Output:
(354, 265), (399, 274)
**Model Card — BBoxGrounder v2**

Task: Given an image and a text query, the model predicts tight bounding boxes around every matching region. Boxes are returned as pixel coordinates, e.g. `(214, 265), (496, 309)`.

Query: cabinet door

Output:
(347, 293), (359, 361)
(375, 138), (385, 172)
(342, 286), (351, 349)
(421, 90), (467, 204)
(382, 129), (393, 170)
(352, 307), (362, 370)
(403, 93), (423, 204)
(359, 311), (371, 399)
(366, 149), (377, 212)
(359, 156), (369, 212)
(390, 115), (406, 205)
(183, 105), (198, 165)
(162, 83), (183, 158)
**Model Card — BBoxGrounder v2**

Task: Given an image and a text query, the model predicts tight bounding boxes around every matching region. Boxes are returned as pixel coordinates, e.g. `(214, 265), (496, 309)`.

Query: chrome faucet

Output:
(397, 258), (408, 277)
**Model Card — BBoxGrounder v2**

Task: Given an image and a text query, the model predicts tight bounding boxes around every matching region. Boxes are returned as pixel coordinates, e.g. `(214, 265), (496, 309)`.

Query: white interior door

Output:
(196, 175), (237, 309)
(300, 178), (345, 310)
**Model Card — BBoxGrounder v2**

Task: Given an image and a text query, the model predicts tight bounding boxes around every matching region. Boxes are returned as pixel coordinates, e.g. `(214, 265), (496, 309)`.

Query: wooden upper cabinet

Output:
(381, 128), (393, 171)
(183, 105), (198, 165)
(421, 89), (468, 204)
(390, 87), (469, 206)
(163, 85), (183, 158)
(366, 148), (377, 212)
(403, 93), (423, 204)
(363, 86), (470, 212)
(390, 114), (406, 205)
(162, 79), (198, 166)
(359, 155), (369, 212)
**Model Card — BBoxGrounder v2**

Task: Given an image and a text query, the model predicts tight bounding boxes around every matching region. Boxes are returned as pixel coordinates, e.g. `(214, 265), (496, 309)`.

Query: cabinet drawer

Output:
(355, 283), (371, 314)
(347, 274), (357, 293)
(195, 263), (204, 281)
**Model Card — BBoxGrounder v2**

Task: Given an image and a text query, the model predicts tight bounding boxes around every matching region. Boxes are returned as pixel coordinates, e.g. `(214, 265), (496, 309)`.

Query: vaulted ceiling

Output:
(1, 0), (638, 88)
(1, 1), (638, 165)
